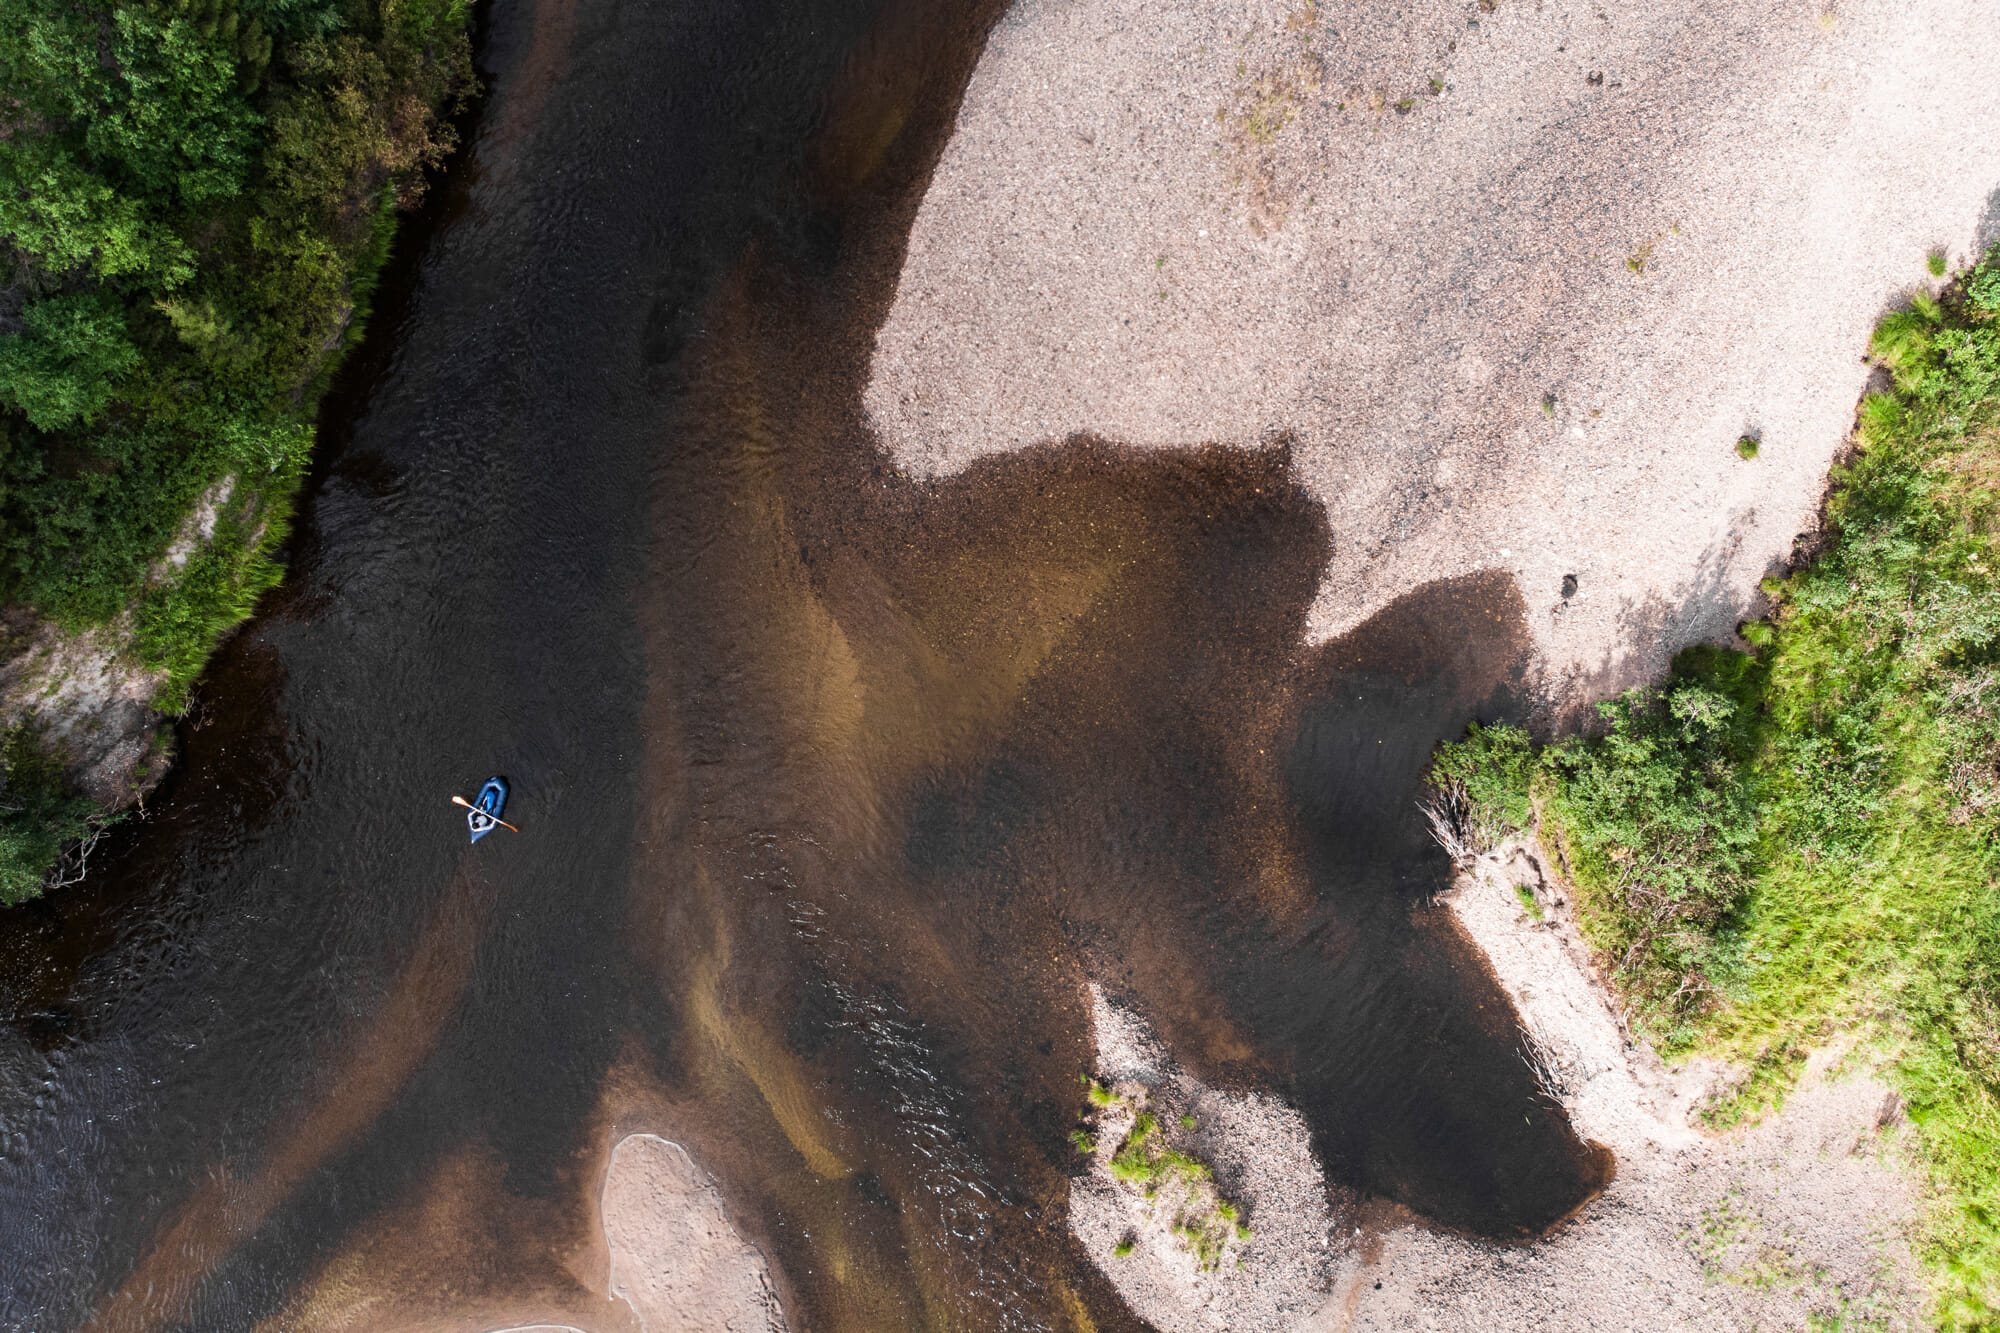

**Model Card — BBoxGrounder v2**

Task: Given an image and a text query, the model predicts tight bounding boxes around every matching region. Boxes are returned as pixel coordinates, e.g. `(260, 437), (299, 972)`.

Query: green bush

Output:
(1970, 245), (2000, 315)
(1429, 721), (1535, 837)
(0, 727), (100, 906)
(0, 0), (471, 633)
(1540, 657), (1762, 1037)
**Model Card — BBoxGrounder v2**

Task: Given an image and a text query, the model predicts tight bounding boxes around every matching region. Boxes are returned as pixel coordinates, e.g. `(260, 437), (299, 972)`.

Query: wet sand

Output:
(866, 0), (2000, 697)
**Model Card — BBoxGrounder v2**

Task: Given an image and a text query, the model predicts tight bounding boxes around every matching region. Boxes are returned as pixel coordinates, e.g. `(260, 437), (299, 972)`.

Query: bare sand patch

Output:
(441, 1136), (784, 1333)
(867, 0), (2000, 692)
(598, 1135), (787, 1333)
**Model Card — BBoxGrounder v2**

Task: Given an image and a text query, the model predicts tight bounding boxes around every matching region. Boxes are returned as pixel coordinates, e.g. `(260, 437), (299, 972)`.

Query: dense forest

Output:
(0, 0), (474, 898)
(1430, 247), (2000, 1326)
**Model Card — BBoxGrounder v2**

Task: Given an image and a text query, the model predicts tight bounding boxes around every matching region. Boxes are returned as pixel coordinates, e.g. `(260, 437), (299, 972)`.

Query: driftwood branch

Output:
(46, 822), (110, 892)
(1519, 1019), (1574, 1106)
(1418, 779), (1476, 864)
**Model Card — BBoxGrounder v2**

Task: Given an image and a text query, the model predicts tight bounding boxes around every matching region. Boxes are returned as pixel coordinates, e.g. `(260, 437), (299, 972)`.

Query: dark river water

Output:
(0, 0), (1608, 1328)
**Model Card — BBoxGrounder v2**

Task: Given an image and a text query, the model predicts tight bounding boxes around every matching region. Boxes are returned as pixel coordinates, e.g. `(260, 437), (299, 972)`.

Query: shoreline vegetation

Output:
(0, 0), (476, 901)
(1427, 244), (2000, 1327)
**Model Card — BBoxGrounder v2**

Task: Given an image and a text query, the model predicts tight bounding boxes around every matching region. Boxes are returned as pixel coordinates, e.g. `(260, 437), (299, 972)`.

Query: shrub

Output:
(0, 727), (100, 906)
(0, 0), (473, 634)
(1425, 721), (1535, 852)
(1970, 245), (2000, 315)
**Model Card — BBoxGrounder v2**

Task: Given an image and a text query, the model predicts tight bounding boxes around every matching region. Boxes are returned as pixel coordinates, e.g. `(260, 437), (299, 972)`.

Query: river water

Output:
(0, 0), (1607, 1328)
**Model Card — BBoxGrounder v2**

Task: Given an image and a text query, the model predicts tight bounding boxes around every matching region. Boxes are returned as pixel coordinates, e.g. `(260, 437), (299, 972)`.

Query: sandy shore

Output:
(1071, 848), (1930, 1330)
(867, 0), (2000, 692)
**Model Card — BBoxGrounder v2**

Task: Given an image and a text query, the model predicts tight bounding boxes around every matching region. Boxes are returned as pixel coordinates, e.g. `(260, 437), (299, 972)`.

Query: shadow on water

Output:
(621, 1), (1611, 1318)
(0, 0), (1607, 1327)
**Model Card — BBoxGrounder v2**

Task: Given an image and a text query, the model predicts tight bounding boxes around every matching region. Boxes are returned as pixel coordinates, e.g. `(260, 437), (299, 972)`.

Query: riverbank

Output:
(1425, 249), (2000, 1325)
(1326, 843), (1930, 1331)
(0, 0), (477, 900)
(859, 2), (2000, 1316)
(866, 0), (2000, 701)
(1070, 864), (1930, 1331)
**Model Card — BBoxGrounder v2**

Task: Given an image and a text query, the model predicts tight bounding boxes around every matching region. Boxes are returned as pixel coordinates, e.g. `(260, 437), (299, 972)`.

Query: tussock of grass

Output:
(1514, 881), (1545, 921)
(1078, 1077), (1251, 1272)
(1428, 245), (2000, 1325)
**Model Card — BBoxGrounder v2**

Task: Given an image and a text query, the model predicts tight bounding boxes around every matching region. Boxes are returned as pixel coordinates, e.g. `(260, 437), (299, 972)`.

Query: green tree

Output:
(0, 290), (143, 430)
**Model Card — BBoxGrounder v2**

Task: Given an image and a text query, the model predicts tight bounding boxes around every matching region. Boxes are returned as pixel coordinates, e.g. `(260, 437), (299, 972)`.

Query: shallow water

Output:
(0, 0), (1605, 1328)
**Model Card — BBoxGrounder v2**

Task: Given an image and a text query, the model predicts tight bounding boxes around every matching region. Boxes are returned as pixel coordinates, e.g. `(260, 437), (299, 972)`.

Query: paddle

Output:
(451, 794), (521, 833)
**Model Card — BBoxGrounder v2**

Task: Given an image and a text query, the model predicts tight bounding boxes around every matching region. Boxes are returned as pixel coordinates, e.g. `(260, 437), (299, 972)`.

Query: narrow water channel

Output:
(0, 0), (1606, 1328)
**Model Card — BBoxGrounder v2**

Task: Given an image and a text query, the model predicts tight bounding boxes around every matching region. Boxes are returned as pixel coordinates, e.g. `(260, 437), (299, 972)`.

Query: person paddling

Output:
(454, 777), (517, 842)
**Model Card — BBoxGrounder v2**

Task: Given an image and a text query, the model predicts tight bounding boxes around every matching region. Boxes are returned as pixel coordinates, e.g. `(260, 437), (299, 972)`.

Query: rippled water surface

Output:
(0, 1), (1607, 1328)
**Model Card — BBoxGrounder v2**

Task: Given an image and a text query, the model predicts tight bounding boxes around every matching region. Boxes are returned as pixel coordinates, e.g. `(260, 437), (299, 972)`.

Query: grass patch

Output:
(1514, 881), (1545, 921)
(1426, 244), (2000, 1324)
